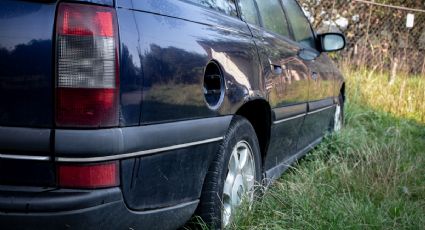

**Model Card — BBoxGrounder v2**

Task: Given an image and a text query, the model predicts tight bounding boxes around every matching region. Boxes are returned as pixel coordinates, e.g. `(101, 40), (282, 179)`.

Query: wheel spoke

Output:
(229, 149), (239, 175)
(223, 175), (233, 199)
(237, 147), (248, 172)
(222, 202), (232, 227)
(222, 140), (257, 228)
(242, 160), (253, 175)
(244, 174), (254, 187)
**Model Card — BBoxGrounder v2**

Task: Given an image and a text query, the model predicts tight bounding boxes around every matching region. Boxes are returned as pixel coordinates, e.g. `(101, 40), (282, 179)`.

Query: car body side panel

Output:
(305, 53), (335, 103)
(117, 9), (143, 126)
(120, 143), (217, 210)
(117, 0), (262, 124)
(135, 11), (214, 123)
(266, 118), (302, 170)
(298, 53), (336, 150)
(115, 1), (263, 210)
(297, 106), (334, 151)
(247, 24), (309, 171)
(334, 62), (345, 96)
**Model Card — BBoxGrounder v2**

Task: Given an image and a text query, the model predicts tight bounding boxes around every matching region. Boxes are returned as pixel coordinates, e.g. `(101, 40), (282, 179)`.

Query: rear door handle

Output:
(268, 58), (286, 75)
(271, 64), (282, 75)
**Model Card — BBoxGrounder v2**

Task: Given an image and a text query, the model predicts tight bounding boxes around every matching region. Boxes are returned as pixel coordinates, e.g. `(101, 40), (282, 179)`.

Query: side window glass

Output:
(187, 0), (238, 17)
(238, 0), (260, 26)
(282, 0), (316, 49)
(255, 0), (290, 37)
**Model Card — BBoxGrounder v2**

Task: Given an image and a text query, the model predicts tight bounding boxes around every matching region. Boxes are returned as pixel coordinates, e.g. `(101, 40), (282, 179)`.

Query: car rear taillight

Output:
(57, 161), (119, 189)
(55, 3), (119, 127)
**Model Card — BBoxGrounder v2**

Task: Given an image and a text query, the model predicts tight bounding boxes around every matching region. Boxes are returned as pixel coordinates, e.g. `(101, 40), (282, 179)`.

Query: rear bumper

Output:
(0, 116), (232, 228)
(0, 186), (198, 230)
(0, 116), (232, 162)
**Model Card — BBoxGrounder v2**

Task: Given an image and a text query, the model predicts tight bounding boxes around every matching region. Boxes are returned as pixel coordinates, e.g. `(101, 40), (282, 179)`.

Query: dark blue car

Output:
(0, 0), (345, 229)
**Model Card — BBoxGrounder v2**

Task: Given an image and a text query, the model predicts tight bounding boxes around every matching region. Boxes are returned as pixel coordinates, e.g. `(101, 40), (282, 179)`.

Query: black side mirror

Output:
(318, 33), (346, 52)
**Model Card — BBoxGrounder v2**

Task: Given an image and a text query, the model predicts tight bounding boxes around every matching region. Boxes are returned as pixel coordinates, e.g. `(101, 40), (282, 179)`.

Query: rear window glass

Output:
(187, 0), (238, 17)
(282, 0), (316, 49)
(238, 0), (260, 26)
(256, 0), (290, 37)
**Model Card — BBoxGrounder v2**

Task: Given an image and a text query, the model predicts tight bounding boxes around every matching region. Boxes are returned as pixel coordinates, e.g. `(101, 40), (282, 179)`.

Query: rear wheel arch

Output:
(235, 99), (272, 167)
(340, 82), (346, 102)
(196, 115), (262, 228)
(195, 99), (272, 227)
(332, 82), (345, 132)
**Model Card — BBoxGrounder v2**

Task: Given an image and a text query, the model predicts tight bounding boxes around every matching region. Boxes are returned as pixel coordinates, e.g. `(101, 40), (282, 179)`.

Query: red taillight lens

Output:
(60, 8), (114, 37)
(56, 3), (119, 127)
(58, 161), (119, 189)
(57, 88), (116, 126)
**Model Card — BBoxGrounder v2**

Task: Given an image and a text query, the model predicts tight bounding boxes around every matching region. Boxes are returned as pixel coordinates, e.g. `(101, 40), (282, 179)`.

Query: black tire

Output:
(196, 116), (262, 229)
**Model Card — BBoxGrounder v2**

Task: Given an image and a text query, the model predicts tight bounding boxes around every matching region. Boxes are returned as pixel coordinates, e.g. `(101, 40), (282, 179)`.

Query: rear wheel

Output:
(197, 116), (261, 229)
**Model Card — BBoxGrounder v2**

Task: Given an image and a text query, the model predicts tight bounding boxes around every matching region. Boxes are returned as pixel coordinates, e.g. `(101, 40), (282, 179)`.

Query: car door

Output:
(281, 0), (336, 150)
(238, 0), (310, 176)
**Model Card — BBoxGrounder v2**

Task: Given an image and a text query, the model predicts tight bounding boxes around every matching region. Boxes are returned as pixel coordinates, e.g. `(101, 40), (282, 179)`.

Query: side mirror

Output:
(318, 33), (346, 52)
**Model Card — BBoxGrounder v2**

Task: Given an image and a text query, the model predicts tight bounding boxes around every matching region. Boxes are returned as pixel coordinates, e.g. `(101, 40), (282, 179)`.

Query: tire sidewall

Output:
(217, 116), (262, 227)
(197, 116), (262, 229)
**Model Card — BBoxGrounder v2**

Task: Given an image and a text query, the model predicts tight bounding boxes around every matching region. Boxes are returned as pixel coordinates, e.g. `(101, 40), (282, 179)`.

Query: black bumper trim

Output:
(0, 127), (50, 153)
(56, 136), (223, 162)
(273, 103), (307, 121)
(0, 199), (198, 230)
(0, 116), (232, 163)
(0, 186), (122, 212)
(308, 98), (335, 112)
(55, 116), (232, 161)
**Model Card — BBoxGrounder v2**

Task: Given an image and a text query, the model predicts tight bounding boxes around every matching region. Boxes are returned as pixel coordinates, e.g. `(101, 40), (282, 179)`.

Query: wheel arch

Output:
(340, 82), (346, 101)
(235, 99), (272, 168)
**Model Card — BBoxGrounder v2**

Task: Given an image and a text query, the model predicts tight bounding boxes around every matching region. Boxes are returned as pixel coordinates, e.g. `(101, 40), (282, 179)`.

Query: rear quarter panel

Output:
(117, 0), (263, 125)
(0, 1), (56, 127)
(115, 0), (264, 210)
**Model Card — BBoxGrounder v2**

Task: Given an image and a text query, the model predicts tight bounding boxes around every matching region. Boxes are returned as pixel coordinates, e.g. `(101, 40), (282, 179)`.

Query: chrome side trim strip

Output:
(0, 154), (50, 161)
(56, 137), (224, 163)
(273, 113), (306, 125)
(307, 105), (335, 115)
(273, 104), (335, 124)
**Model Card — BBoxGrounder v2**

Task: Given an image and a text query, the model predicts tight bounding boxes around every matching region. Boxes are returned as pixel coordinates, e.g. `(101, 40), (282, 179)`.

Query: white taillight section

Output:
(55, 3), (119, 127)
(57, 36), (116, 88)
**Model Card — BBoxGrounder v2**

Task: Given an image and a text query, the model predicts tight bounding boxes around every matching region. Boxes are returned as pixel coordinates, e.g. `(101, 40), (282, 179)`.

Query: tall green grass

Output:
(231, 70), (425, 229)
(346, 68), (425, 123)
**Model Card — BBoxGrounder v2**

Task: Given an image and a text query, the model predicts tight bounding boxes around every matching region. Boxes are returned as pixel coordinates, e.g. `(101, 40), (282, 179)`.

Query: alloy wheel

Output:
(222, 141), (256, 228)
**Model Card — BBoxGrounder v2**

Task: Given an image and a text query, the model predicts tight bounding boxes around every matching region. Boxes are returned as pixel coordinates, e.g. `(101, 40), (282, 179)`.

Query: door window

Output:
(282, 0), (316, 49)
(187, 0), (238, 17)
(238, 0), (260, 26)
(255, 0), (290, 37)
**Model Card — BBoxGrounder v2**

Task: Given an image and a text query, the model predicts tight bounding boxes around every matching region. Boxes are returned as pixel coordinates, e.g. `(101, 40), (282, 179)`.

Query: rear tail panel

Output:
(0, 0), (122, 188)
(0, 0), (56, 128)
